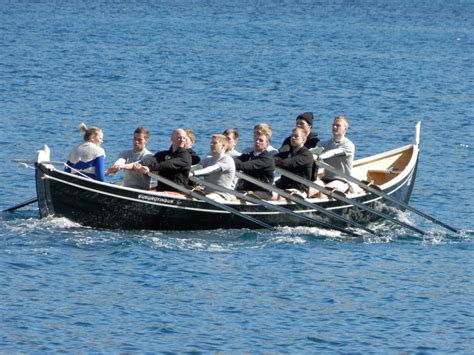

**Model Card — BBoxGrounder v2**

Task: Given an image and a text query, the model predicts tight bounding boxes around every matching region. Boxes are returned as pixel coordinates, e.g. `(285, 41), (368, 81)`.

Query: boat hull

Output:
(35, 156), (418, 231)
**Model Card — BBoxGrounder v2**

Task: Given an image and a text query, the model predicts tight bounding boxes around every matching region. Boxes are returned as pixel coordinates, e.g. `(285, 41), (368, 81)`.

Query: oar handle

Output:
(148, 172), (275, 231)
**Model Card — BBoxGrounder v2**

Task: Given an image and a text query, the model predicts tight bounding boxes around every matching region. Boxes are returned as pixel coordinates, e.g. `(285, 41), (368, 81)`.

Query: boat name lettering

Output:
(138, 194), (173, 204)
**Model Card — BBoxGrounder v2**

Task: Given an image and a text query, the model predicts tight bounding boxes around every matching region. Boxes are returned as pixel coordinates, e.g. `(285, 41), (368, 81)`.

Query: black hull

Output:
(35, 157), (418, 231)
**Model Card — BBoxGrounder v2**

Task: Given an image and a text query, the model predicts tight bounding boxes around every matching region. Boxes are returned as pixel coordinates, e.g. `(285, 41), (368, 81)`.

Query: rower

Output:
(274, 127), (314, 199)
(105, 127), (152, 189)
(234, 129), (275, 200)
(223, 128), (241, 158)
(240, 123), (278, 156)
(184, 128), (201, 165)
(309, 115), (355, 198)
(191, 134), (236, 202)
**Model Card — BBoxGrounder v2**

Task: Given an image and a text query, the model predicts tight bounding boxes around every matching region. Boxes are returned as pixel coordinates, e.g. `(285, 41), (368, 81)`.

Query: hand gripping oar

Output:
(147, 172), (275, 231)
(2, 197), (38, 213)
(189, 176), (361, 237)
(276, 167), (426, 235)
(317, 160), (459, 233)
(235, 171), (377, 236)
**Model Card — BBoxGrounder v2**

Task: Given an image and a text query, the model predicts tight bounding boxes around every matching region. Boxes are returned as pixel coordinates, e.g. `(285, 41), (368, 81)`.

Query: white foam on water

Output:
(148, 236), (176, 249)
(278, 225), (343, 239)
(269, 234), (308, 245)
(40, 216), (83, 229)
(207, 243), (230, 252)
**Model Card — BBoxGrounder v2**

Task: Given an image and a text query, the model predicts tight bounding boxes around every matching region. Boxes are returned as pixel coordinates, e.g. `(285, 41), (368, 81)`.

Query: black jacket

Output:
(141, 147), (192, 191)
(234, 150), (275, 192)
(274, 146), (313, 192)
(280, 132), (319, 179)
(188, 148), (201, 165)
(168, 145), (201, 165)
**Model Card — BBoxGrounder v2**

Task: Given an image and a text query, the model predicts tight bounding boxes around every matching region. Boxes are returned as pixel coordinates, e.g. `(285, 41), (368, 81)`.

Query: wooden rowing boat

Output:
(34, 123), (421, 231)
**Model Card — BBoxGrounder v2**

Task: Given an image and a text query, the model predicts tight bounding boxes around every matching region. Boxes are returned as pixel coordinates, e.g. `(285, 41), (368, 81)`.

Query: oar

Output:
(4, 160), (62, 212)
(317, 160), (459, 233)
(235, 171), (377, 235)
(189, 176), (361, 237)
(12, 159), (65, 165)
(276, 167), (426, 235)
(2, 197), (38, 213)
(14, 159), (96, 181)
(147, 172), (275, 231)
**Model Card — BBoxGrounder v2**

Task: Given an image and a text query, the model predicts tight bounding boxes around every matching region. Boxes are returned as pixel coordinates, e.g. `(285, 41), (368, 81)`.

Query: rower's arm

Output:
(192, 164), (222, 177)
(317, 148), (346, 160)
(106, 158), (126, 175)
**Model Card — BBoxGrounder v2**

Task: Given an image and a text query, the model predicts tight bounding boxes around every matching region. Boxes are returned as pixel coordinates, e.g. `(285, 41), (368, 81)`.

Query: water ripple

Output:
(1, 0), (473, 353)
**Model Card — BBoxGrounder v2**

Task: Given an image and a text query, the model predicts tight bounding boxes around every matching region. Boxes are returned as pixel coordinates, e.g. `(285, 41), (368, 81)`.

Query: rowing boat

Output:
(33, 123), (421, 231)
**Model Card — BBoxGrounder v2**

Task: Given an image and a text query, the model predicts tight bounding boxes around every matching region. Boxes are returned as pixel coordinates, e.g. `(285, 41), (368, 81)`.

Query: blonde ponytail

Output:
(79, 122), (88, 133)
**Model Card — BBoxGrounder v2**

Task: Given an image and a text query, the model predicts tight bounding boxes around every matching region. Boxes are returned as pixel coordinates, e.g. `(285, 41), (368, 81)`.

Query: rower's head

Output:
(80, 122), (103, 146)
(332, 115), (350, 139)
(184, 128), (195, 149)
(253, 123), (272, 141)
(223, 128), (239, 152)
(210, 134), (228, 156)
(133, 127), (149, 152)
(295, 112), (313, 137)
(253, 131), (270, 153)
(290, 127), (307, 150)
(171, 128), (188, 151)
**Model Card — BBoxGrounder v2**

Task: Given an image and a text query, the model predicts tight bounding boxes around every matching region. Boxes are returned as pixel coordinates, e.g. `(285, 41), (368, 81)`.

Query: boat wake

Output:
(1, 211), (471, 252)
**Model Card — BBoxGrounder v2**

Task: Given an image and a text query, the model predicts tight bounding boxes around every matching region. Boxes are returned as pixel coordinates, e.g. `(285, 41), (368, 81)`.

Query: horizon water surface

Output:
(1, 1), (473, 353)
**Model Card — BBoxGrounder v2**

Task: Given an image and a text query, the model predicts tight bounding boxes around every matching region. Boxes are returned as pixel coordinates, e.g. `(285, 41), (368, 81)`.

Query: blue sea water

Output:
(1, 0), (473, 352)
